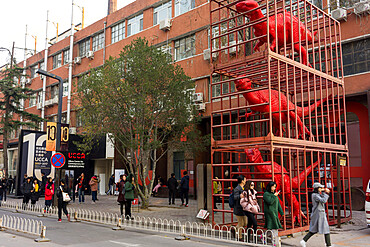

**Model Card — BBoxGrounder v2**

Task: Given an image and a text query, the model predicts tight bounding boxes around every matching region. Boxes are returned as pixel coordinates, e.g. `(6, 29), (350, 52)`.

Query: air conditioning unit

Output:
(225, 41), (238, 55)
(331, 7), (347, 21)
(159, 19), (171, 31)
(193, 92), (203, 103)
(44, 99), (53, 106)
(203, 48), (218, 61)
(69, 127), (77, 134)
(74, 56), (81, 64)
(87, 50), (94, 59)
(354, 1), (370, 15)
(36, 102), (42, 110)
(195, 103), (206, 112)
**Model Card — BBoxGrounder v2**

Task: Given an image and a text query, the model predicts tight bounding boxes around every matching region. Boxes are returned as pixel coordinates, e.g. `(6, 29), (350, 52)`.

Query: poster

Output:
(115, 169), (125, 183)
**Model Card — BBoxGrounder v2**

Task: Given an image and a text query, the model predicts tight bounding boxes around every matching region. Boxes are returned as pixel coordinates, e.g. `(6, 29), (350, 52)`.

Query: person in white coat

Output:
(300, 182), (332, 247)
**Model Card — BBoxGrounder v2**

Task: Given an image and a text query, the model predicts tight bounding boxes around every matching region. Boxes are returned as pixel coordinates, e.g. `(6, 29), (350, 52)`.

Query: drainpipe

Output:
(103, 21), (107, 64)
(67, 0), (75, 125)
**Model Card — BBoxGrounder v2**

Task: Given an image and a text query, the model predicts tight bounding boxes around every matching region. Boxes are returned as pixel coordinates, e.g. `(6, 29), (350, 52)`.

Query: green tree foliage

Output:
(0, 65), (44, 176)
(77, 38), (208, 208)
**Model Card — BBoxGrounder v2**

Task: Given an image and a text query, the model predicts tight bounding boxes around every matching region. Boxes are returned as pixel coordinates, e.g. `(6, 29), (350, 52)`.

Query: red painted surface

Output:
(346, 101), (370, 192)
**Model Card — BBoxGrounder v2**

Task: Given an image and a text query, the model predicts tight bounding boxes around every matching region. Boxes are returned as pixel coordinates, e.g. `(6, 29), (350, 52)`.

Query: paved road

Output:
(0, 208), (240, 247)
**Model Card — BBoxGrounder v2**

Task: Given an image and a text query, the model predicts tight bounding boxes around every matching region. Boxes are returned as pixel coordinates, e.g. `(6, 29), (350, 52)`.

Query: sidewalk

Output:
(4, 195), (369, 246)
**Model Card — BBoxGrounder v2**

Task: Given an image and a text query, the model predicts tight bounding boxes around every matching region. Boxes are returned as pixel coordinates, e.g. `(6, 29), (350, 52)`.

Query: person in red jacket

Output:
(44, 177), (54, 213)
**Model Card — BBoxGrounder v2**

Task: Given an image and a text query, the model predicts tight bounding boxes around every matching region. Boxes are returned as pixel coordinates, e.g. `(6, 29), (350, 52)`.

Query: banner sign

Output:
(62, 152), (87, 169)
(17, 130), (54, 196)
(60, 123), (69, 151)
(46, 122), (57, 151)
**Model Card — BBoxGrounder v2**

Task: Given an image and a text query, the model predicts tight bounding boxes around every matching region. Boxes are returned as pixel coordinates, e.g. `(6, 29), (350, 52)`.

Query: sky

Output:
(0, 0), (135, 67)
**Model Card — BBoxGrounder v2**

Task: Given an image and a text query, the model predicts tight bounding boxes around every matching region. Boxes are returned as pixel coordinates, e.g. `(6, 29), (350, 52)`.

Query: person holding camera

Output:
(300, 182), (332, 247)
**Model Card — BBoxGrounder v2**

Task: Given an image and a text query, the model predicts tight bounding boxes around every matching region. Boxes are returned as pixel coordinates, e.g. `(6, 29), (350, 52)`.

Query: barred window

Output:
(79, 38), (90, 57)
(63, 49), (70, 65)
(92, 33), (104, 51)
(111, 22), (125, 44)
(52, 53), (62, 69)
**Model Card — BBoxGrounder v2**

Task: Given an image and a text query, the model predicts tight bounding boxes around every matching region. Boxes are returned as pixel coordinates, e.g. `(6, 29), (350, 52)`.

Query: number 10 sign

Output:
(46, 122), (69, 151)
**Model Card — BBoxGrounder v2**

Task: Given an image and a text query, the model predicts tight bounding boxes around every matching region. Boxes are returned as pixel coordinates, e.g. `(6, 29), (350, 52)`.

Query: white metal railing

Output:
(0, 201), (278, 246)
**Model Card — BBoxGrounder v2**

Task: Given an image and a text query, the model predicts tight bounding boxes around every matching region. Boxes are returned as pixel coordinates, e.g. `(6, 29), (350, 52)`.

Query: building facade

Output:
(0, 0), (369, 202)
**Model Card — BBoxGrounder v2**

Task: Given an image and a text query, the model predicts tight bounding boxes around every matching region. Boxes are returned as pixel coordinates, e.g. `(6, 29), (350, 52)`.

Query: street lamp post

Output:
(36, 69), (64, 203)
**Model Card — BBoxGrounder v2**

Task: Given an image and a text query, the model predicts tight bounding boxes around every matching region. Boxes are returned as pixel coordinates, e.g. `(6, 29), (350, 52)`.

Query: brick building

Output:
(0, 0), (369, 202)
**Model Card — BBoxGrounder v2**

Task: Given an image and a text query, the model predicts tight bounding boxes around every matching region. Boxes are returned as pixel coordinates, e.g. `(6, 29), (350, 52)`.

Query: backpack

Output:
(228, 190), (235, 208)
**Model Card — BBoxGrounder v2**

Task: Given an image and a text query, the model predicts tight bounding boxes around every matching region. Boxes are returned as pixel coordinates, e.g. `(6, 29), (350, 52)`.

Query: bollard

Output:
(69, 212), (80, 223)
(0, 218), (4, 231)
(34, 226), (51, 242)
(112, 218), (125, 230)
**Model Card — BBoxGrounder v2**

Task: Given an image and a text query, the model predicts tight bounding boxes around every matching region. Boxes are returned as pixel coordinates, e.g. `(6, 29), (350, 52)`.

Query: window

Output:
(63, 81), (69, 97)
(79, 38), (90, 57)
(92, 33), (104, 51)
(211, 74), (235, 99)
(127, 14), (143, 37)
(51, 85), (59, 99)
(342, 38), (370, 76)
(30, 64), (38, 78)
(329, 0), (360, 11)
(111, 22), (125, 44)
(76, 112), (83, 127)
(52, 53), (62, 69)
(174, 34), (195, 61)
(40, 61), (45, 70)
(63, 49), (70, 65)
(29, 93), (36, 107)
(154, 1), (172, 25)
(159, 43), (172, 59)
(175, 0), (195, 16)
(37, 92), (43, 104)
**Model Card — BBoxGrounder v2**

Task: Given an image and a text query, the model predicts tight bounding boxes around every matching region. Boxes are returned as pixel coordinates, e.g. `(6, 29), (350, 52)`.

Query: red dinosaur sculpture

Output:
(236, 0), (317, 67)
(235, 76), (329, 139)
(245, 147), (322, 224)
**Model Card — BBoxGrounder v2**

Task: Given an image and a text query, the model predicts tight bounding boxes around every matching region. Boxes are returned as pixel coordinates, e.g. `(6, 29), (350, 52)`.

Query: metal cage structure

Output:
(209, 0), (351, 235)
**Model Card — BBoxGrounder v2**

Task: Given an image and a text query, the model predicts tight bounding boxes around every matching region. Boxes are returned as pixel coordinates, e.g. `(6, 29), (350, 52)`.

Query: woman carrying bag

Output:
(57, 179), (70, 222)
(117, 174), (127, 216)
(300, 182), (332, 247)
(30, 179), (41, 205)
(240, 180), (260, 238)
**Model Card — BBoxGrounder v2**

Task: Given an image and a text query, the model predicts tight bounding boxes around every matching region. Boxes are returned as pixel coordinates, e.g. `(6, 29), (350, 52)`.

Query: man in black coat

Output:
(0, 178), (4, 205)
(167, 173), (178, 205)
(22, 177), (33, 206)
(41, 172), (47, 195)
(233, 175), (248, 240)
(180, 171), (190, 207)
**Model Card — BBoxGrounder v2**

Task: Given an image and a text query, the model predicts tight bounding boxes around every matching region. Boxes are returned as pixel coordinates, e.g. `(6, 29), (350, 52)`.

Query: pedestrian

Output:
(117, 174), (127, 216)
(167, 173), (178, 205)
(213, 177), (221, 209)
(152, 176), (163, 196)
(44, 177), (54, 212)
(240, 180), (260, 238)
(21, 177), (33, 207)
(77, 173), (87, 203)
(30, 178), (41, 205)
(300, 182), (332, 247)
(180, 171), (189, 207)
(7, 175), (13, 194)
(56, 179), (70, 222)
(106, 174), (115, 195)
(41, 172), (47, 195)
(89, 175), (99, 203)
(233, 175), (248, 241)
(22, 174), (28, 184)
(1, 177), (7, 201)
(263, 181), (284, 245)
(124, 174), (135, 219)
(0, 177), (4, 206)
(8, 175), (14, 194)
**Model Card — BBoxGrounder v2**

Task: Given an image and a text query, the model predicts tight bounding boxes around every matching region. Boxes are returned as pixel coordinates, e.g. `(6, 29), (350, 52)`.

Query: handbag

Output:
(61, 186), (71, 202)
